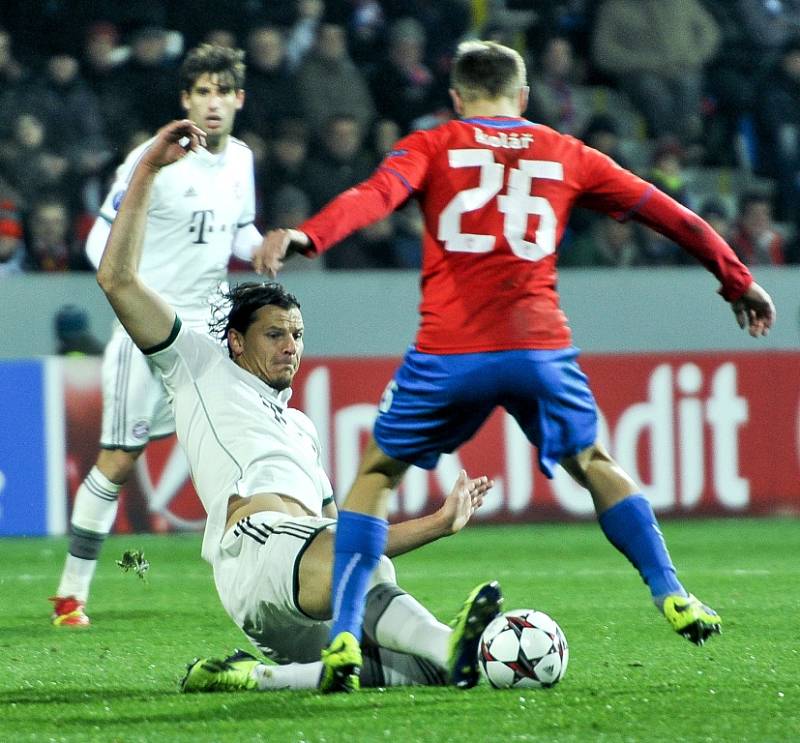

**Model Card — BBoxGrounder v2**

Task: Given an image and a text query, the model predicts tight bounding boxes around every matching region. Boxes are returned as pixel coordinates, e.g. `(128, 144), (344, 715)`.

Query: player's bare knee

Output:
(357, 438), (409, 488)
(96, 448), (141, 484)
(561, 441), (614, 486)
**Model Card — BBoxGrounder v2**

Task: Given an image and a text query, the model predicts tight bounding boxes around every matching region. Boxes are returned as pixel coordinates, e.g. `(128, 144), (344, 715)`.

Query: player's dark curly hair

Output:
(210, 282), (301, 358)
(451, 40), (526, 103)
(180, 43), (246, 92)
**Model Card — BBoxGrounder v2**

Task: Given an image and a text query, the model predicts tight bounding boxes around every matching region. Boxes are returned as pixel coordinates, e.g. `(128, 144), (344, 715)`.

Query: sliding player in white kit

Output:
(52, 45), (262, 627)
(95, 119), (503, 692)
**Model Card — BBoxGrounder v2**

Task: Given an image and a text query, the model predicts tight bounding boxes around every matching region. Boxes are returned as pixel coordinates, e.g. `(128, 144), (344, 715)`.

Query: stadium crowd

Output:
(1, 0), (799, 274)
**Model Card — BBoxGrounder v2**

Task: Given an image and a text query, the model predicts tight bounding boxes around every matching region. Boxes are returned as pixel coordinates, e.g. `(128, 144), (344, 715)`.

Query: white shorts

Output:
(100, 325), (174, 449)
(213, 512), (335, 665)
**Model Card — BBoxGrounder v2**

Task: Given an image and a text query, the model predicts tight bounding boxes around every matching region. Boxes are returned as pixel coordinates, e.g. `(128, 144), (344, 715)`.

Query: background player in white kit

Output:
(52, 45), (262, 626)
(95, 119), (503, 692)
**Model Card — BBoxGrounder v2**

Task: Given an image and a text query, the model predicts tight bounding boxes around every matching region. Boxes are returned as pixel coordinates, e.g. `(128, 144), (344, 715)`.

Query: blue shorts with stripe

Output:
(373, 346), (598, 478)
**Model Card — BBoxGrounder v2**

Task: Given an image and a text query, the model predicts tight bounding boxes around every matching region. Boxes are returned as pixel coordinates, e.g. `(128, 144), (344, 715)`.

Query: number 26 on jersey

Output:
(438, 149), (564, 262)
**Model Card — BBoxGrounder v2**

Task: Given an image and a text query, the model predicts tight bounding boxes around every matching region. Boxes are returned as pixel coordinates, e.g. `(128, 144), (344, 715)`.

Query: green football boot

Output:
(662, 594), (722, 646)
(180, 649), (260, 693)
(448, 580), (504, 689)
(319, 631), (362, 693)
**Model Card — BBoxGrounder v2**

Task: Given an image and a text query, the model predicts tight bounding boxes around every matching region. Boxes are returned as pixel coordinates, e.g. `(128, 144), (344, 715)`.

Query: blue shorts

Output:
(373, 347), (597, 478)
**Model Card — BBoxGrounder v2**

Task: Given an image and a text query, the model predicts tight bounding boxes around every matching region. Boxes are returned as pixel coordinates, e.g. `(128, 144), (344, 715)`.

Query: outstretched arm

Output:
(97, 120), (206, 351)
(384, 470), (493, 558)
(253, 167), (415, 276)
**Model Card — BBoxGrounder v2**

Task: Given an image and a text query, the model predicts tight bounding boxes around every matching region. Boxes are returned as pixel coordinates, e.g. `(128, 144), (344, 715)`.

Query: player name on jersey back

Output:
(473, 127), (534, 150)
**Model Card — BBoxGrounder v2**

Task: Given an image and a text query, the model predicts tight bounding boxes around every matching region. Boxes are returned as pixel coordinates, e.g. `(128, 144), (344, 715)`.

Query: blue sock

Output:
(599, 494), (687, 602)
(329, 510), (389, 642)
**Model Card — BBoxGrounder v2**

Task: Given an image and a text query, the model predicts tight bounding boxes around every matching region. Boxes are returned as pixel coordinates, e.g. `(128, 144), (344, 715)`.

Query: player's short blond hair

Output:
(451, 41), (527, 103)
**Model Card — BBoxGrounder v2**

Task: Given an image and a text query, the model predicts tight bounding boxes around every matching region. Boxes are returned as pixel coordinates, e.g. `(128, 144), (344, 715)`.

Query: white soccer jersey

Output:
(146, 318), (333, 563)
(90, 136), (257, 324)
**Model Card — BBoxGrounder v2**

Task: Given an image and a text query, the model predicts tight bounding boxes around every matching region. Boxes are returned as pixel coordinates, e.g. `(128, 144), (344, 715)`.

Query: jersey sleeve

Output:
(572, 143), (653, 217)
(237, 148), (257, 229)
(299, 129), (435, 255)
(573, 142), (752, 301)
(97, 140), (153, 226)
(84, 216), (111, 269)
(145, 317), (226, 390)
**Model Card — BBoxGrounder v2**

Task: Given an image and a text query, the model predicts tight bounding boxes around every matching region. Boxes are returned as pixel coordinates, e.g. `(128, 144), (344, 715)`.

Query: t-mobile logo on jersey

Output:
(189, 209), (215, 244)
(473, 127), (534, 150)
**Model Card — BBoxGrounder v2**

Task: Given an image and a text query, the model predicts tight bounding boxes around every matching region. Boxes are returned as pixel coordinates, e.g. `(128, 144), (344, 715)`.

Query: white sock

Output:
(56, 466), (122, 602)
(56, 555), (98, 603)
(70, 466), (122, 533)
(254, 662), (322, 690)
(373, 593), (451, 669)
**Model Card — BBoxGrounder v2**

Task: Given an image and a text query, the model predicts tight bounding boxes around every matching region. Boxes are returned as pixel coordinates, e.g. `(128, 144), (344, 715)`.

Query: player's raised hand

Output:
(141, 119), (206, 171)
(253, 228), (311, 276)
(439, 469), (494, 535)
(731, 281), (776, 337)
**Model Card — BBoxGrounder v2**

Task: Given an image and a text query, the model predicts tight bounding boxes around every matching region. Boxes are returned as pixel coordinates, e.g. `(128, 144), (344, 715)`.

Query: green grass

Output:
(1, 519), (799, 742)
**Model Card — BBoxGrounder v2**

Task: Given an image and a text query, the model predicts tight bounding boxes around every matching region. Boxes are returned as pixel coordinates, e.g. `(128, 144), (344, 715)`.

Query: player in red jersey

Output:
(257, 41), (775, 692)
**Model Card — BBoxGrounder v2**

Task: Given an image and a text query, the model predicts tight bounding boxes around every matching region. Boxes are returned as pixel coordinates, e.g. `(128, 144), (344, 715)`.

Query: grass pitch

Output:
(1, 518), (798, 743)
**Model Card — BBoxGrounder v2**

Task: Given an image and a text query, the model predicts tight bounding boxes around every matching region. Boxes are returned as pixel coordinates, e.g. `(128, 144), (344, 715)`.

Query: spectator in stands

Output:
(365, 117), (423, 268)
(0, 112), (71, 207)
(0, 27), (31, 142)
(592, 0), (720, 141)
(295, 22), (376, 137)
(648, 137), (693, 209)
(640, 138), (694, 265)
(114, 26), (180, 136)
(54, 305), (104, 356)
(205, 29), (238, 48)
(730, 192), (786, 265)
(26, 53), (112, 184)
(701, 2), (800, 167)
(239, 26), (298, 140)
(528, 35), (592, 136)
(261, 184), (322, 274)
(23, 196), (88, 272)
(755, 38), (800, 226)
(305, 115), (374, 211)
(80, 23), (134, 155)
(336, 0), (386, 67)
(0, 199), (24, 277)
(285, 0), (324, 71)
(700, 198), (734, 242)
(560, 217), (646, 268)
(305, 114), (396, 268)
(266, 118), (311, 194)
(268, 184), (312, 230)
(387, 0), (471, 66)
(369, 17), (445, 133)
(581, 114), (628, 167)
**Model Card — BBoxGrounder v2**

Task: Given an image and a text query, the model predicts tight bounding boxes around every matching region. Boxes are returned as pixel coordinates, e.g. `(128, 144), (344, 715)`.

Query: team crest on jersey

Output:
(473, 127), (534, 150)
(132, 420), (151, 440)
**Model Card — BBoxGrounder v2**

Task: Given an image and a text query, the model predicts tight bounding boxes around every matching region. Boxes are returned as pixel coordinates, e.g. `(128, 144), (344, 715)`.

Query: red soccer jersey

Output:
(299, 117), (752, 353)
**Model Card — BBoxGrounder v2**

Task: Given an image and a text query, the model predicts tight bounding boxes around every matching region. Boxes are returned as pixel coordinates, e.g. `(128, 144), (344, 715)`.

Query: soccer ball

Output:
(478, 609), (569, 689)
